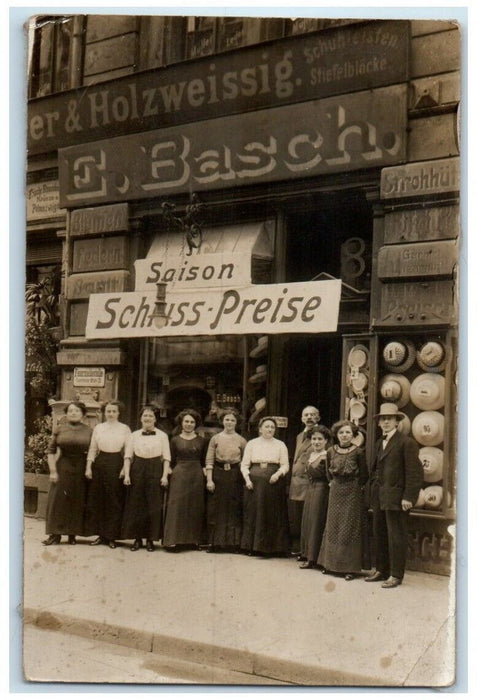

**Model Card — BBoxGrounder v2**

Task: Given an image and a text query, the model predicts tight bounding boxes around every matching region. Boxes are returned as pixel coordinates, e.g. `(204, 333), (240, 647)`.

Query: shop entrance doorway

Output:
(285, 335), (342, 452)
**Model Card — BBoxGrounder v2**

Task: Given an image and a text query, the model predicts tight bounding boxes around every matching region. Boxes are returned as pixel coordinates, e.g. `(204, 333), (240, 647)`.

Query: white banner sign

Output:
(86, 280), (341, 339)
(134, 252), (252, 290)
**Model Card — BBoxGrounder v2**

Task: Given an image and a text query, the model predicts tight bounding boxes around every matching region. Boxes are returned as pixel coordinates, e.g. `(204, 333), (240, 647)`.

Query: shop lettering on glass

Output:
(85, 280), (341, 338)
(28, 21), (408, 155)
(59, 86), (406, 207)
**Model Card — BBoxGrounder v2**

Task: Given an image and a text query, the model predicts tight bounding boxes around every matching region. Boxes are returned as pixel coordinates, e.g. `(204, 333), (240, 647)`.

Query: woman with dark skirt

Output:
(43, 401), (92, 545)
(162, 409), (208, 550)
(240, 416), (290, 557)
(121, 405), (171, 552)
(85, 400), (131, 549)
(318, 420), (368, 580)
(204, 408), (247, 552)
(298, 424), (331, 570)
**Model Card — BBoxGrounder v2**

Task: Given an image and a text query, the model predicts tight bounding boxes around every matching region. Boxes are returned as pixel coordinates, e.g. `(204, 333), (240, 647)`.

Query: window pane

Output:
(38, 21), (54, 95)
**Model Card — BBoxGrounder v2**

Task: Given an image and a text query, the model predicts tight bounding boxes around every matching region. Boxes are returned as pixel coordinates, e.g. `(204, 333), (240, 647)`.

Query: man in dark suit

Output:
(288, 405), (321, 558)
(366, 403), (423, 588)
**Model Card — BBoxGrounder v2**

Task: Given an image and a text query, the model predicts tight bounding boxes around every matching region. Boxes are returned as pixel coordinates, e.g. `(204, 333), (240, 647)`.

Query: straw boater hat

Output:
(416, 341), (448, 373)
(411, 410), (445, 446)
(373, 403), (406, 420)
(379, 374), (411, 409)
(419, 446), (444, 483)
(347, 344), (369, 369)
(249, 336), (268, 359)
(351, 428), (366, 448)
(422, 484), (443, 509)
(249, 397), (266, 423)
(397, 413), (412, 436)
(382, 339), (416, 374)
(410, 373), (445, 411)
(349, 397), (367, 423)
(249, 364), (267, 384)
(350, 371), (368, 394)
(415, 488), (426, 508)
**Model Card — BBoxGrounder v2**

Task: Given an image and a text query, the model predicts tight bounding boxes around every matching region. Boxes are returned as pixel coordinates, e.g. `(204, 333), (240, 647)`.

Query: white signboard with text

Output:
(86, 280), (341, 339)
(134, 252), (252, 290)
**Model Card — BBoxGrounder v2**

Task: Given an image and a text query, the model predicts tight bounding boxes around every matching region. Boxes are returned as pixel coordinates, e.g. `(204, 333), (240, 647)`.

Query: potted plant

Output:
(24, 415), (52, 518)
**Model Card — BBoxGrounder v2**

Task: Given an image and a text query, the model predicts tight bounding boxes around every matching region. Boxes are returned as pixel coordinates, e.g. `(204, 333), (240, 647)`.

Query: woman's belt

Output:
(214, 460), (240, 471)
(251, 462), (280, 470)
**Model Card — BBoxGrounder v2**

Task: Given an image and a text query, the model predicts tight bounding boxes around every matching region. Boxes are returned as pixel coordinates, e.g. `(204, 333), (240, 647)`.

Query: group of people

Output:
(42, 398), (423, 588)
(289, 403), (422, 588)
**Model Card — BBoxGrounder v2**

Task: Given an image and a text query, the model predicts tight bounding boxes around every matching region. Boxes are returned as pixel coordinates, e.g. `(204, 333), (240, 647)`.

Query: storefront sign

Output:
(26, 181), (65, 221)
(28, 20), (409, 155)
(73, 367), (106, 387)
(272, 416), (289, 428)
(380, 157), (460, 199)
(377, 241), (458, 280)
(57, 349), (125, 365)
(73, 236), (129, 272)
(85, 279), (342, 338)
(59, 85), (406, 207)
(375, 280), (456, 326)
(70, 203), (129, 236)
(67, 270), (131, 300)
(384, 205), (459, 244)
(135, 252), (252, 290)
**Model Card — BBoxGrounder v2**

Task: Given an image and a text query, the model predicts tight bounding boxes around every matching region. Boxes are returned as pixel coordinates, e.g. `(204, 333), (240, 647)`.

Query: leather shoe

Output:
(296, 555), (307, 562)
(108, 540), (117, 549)
(42, 534), (61, 546)
(130, 539), (142, 551)
(299, 561), (315, 569)
(90, 536), (105, 546)
(364, 570), (387, 583)
(381, 576), (402, 589)
(146, 540), (154, 552)
(67, 535), (76, 545)
(344, 573), (355, 581)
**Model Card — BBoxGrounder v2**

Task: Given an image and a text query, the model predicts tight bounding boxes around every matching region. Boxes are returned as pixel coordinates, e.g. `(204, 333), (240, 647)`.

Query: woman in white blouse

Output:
(240, 416), (290, 557)
(121, 406), (171, 552)
(85, 401), (131, 548)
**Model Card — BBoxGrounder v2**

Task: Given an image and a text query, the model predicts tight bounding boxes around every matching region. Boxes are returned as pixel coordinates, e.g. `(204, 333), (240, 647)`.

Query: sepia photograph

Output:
(18, 5), (464, 689)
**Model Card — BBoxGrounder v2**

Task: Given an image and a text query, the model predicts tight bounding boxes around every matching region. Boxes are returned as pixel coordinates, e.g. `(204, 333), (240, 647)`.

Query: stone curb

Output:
(23, 606), (391, 686)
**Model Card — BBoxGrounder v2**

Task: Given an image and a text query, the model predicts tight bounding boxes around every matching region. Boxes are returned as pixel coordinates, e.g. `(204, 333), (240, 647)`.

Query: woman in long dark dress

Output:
(318, 420), (368, 580)
(162, 409), (208, 550)
(298, 425), (331, 570)
(85, 400), (131, 549)
(205, 408), (247, 552)
(240, 416), (290, 557)
(121, 405), (171, 552)
(43, 401), (92, 545)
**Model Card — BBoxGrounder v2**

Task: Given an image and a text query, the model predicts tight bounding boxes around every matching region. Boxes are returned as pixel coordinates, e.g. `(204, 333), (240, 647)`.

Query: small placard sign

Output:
(73, 367), (106, 387)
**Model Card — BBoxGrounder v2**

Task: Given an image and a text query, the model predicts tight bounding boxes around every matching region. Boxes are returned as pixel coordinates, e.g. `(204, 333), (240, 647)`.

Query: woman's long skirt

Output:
(241, 465), (290, 554)
(318, 476), (364, 573)
(45, 453), (88, 536)
(121, 456), (164, 542)
(206, 462), (243, 548)
(300, 480), (329, 563)
(163, 460), (206, 546)
(85, 451), (125, 540)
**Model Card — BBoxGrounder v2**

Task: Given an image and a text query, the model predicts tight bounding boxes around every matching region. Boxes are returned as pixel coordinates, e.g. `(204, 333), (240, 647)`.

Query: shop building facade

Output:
(26, 15), (461, 574)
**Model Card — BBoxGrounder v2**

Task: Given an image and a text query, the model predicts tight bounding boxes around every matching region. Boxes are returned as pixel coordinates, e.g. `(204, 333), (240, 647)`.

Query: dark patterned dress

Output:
(163, 435), (208, 547)
(300, 450), (329, 564)
(318, 445), (368, 574)
(45, 421), (93, 536)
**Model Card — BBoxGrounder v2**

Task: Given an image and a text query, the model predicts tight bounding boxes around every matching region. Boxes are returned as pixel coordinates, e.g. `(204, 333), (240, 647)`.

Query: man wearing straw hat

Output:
(366, 403), (423, 588)
(288, 405), (321, 558)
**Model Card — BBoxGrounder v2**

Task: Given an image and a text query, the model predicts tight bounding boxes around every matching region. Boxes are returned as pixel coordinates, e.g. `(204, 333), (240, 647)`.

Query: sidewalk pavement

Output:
(22, 517), (455, 687)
